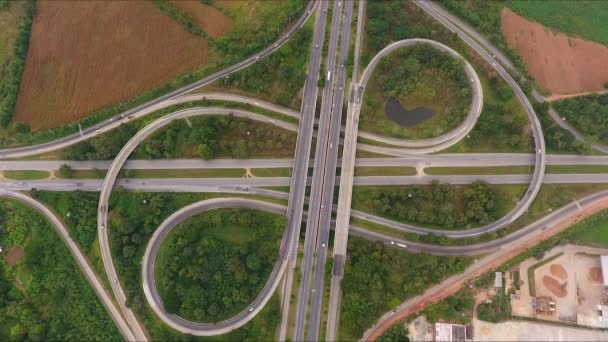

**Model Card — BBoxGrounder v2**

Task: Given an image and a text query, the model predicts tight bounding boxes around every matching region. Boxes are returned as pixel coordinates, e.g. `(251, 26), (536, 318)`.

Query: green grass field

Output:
(3, 170), (50, 179)
(508, 0), (608, 45)
(425, 164), (608, 175)
(570, 218), (608, 248)
(354, 167), (417, 176)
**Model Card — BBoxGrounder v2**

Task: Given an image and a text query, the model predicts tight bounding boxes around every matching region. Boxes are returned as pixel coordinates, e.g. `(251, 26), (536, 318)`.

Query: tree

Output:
(58, 164), (72, 178)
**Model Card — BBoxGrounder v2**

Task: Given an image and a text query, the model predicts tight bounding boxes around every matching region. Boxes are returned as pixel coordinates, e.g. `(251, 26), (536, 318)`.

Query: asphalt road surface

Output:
(0, 190), (136, 340)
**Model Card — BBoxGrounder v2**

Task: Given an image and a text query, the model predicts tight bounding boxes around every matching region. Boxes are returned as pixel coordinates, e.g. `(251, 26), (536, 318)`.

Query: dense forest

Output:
(359, 181), (498, 229)
(554, 93), (608, 144)
(0, 200), (120, 340)
(377, 324), (409, 342)
(65, 114), (295, 160)
(156, 209), (285, 322)
(339, 238), (470, 340)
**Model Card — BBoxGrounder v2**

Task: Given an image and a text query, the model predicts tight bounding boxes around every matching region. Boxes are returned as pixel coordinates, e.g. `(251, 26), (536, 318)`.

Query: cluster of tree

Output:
(477, 288), (511, 323)
(534, 102), (591, 154)
(365, 0), (416, 63)
(0, 200), (121, 340)
(156, 208), (285, 322)
(65, 124), (136, 160)
(377, 324), (410, 342)
(217, 24), (312, 108)
(423, 287), (475, 324)
(340, 238), (469, 339)
(133, 115), (295, 160)
(0, 0), (35, 128)
(369, 181), (497, 229)
(214, 0), (307, 62)
(66, 114), (295, 161)
(554, 93), (608, 144)
(152, 0), (211, 40)
(435, 0), (527, 74)
(380, 45), (469, 98)
(33, 191), (99, 250)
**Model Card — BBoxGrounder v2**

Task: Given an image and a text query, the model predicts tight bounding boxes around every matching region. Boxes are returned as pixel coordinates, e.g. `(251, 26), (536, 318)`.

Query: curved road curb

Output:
(0, 190), (136, 341)
(142, 198), (288, 335)
(357, 38), (483, 151)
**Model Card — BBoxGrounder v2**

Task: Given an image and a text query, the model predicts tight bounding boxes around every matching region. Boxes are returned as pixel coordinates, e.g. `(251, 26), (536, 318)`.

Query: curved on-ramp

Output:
(97, 107), (301, 337)
(0, 190), (136, 341)
(142, 198), (289, 335)
(357, 38), (483, 151)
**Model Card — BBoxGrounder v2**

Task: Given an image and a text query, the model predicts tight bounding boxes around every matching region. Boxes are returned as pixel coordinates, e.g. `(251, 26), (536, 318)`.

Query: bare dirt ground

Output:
(13, 0), (209, 130)
(407, 316), (432, 342)
(550, 264), (568, 280)
(474, 319), (608, 341)
(5, 247), (24, 266)
(542, 275), (567, 297)
(501, 8), (608, 96)
(171, 0), (232, 39)
(589, 267), (602, 283)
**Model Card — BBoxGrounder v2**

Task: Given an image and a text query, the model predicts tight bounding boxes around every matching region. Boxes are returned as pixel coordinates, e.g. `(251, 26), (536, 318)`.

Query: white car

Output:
(249, 307), (254, 313)
(101, 224), (105, 230)
(322, 243), (326, 247)
(390, 241), (395, 245)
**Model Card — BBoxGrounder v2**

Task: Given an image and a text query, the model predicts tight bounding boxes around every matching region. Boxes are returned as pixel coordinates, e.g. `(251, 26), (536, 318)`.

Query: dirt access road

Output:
(363, 197), (608, 341)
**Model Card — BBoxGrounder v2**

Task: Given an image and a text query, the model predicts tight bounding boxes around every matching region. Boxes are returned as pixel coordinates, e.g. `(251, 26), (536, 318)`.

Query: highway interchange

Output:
(0, 0), (605, 340)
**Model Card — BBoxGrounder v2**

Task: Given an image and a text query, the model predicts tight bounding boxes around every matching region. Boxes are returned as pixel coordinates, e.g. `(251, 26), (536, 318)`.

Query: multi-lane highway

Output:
(6, 153), (608, 171)
(294, 0), (344, 338)
(303, 0), (354, 339)
(278, 0), (330, 339)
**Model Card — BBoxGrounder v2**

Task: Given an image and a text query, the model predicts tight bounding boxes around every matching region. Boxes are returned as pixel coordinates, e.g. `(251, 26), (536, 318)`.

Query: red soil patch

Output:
(5, 247), (24, 266)
(550, 264), (567, 280)
(543, 275), (567, 298)
(171, 1), (232, 39)
(589, 267), (602, 283)
(501, 8), (608, 96)
(13, 0), (209, 131)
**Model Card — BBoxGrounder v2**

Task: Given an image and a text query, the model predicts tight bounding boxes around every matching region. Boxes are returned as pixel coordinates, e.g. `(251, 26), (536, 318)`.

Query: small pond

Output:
(385, 97), (434, 127)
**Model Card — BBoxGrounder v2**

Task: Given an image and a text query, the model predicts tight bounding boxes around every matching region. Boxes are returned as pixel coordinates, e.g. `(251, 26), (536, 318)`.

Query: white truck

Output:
(327, 71), (331, 81)
(396, 243), (407, 248)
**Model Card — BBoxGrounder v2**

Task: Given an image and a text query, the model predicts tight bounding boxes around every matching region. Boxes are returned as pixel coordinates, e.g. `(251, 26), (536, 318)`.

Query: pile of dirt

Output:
(550, 264), (567, 280)
(543, 275), (567, 298)
(5, 247), (24, 266)
(501, 8), (608, 96)
(589, 267), (602, 283)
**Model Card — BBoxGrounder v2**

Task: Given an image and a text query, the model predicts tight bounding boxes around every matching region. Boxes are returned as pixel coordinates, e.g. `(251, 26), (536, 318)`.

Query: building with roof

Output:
(601, 256), (608, 286)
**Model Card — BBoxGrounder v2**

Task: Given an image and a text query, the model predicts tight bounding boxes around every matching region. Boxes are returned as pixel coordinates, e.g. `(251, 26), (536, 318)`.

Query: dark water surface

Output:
(385, 97), (434, 127)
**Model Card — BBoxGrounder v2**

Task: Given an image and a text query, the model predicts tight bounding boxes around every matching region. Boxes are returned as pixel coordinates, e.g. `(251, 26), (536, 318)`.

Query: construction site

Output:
(510, 245), (608, 328)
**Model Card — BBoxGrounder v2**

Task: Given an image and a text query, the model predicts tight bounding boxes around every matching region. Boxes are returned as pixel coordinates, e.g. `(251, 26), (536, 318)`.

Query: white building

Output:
(601, 255), (608, 286)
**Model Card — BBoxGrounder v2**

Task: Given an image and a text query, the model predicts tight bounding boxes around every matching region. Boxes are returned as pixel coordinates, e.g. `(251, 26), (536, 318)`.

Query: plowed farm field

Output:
(13, 0), (210, 130)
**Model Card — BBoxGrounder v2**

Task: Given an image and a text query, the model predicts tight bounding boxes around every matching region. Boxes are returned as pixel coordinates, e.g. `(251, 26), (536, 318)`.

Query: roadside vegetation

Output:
(207, 14), (313, 109)
(360, 45), (471, 140)
(3, 170), (49, 180)
(377, 324), (410, 342)
(534, 102), (592, 154)
(363, 0), (531, 153)
(0, 0), (34, 128)
(339, 237), (470, 340)
(354, 183), (608, 247)
(0, 199), (121, 340)
(352, 181), (524, 230)
(156, 209), (284, 322)
(553, 94), (608, 145)
(1, 0), (305, 146)
(63, 110), (295, 161)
